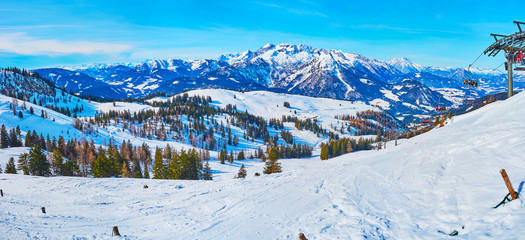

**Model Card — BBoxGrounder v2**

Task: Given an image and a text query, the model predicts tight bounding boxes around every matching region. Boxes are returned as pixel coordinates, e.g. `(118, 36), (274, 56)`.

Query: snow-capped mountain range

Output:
(32, 43), (524, 118)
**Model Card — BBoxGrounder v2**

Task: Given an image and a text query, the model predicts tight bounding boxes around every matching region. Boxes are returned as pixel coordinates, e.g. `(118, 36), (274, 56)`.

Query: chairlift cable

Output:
(468, 52), (484, 70)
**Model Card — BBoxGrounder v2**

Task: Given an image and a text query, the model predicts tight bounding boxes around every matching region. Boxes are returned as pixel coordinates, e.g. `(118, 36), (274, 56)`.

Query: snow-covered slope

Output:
(152, 89), (383, 149)
(166, 89), (374, 122)
(388, 57), (423, 74)
(2, 89), (525, 239)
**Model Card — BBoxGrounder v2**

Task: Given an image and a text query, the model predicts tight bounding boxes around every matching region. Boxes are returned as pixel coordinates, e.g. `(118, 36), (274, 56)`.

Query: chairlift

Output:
(462, 68), (480, 88)
(435, 96), (447, 112)
(435, 105), (447, 112)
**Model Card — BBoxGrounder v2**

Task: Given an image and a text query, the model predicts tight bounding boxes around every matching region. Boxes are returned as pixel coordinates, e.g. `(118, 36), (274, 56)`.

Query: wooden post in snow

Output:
(0, 189), (3, 197)
(500, 169), (518, 200)
(395, 133), (398, 146)
(112, 226), (121, 236)
(298, 233), (308, 240)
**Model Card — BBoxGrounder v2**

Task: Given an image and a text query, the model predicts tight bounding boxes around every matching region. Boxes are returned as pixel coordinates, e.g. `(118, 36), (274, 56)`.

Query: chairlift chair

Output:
(463, 69), (480, 88)
(435, 96), (447, 112)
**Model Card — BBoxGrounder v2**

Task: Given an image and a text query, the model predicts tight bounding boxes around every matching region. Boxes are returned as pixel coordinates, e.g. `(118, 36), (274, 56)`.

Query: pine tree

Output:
(62, 159), (79, 176)
(91, 149), (114, 178)
(144, 164), (150, 179)
(5, 157), (17, 174)
(9, 128), (21, 147)
(153, 147), (165, 179)
(163, 144), (172, 160)
(121, 161), (131, 178)
(28, 146), (51, 176)
(237, 150), (245, 160)
(219, 148), (226, 164)
(320, 144), (329, 160)
(235, 164), (247, 179)
(264, 147), (281, 174)
(233, 135), (239, 146)
(168, 153), (181, 179)
(228, 151), (234, 164)
(0, 124), (8, 148)
(17, 153), (29, 175)
(106, 144), (122, 176)
(179, 150), (191, 179)
(133, 165), (143, 178)
(268, 147), (278, 162)
(227, 128), (232, 145)
(202, 160), (213, 180)
(50, 149), (64, 176)
(184, 150), (200, 180)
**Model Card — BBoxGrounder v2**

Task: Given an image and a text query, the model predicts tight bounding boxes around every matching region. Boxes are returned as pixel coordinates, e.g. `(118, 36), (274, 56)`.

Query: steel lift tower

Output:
(484, 21), (525, 98)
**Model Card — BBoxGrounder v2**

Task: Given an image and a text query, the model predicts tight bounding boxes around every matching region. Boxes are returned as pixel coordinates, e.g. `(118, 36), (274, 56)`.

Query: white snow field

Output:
(2, 92), (525, 239)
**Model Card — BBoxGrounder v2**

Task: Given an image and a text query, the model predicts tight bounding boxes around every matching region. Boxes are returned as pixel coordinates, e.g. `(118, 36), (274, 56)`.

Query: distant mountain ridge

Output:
(32, 43), (521, 119)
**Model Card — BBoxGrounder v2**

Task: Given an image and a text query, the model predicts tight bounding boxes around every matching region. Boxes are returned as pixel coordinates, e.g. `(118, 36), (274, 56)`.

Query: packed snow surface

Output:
(2, 92), (525, 239)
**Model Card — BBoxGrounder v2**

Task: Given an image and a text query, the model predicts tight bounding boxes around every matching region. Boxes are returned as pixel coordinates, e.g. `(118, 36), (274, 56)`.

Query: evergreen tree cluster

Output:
(17, 146), (51, 176)
(336, 110), (399, 136)
(217, 148), (249, 164)
(320, 137), (373, 160)
(268, 118), (284, 130)
(152, 147), (206, 180)
(73, 119), (96, 135)
(2, 67), (56, 89)
(12, 128), (171, 178)
(0, 125), (23, 148)
(292, 118), (325, 136)
(1, 68), (56, 100)
(272, 143), (313, 159)
(280, 130), (294, 144)
(43, 103), (83, 117)
(0, 71), (84, 120)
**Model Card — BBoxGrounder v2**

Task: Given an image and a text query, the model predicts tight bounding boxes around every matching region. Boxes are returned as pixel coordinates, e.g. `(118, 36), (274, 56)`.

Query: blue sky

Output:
(0, 0), (523, 69)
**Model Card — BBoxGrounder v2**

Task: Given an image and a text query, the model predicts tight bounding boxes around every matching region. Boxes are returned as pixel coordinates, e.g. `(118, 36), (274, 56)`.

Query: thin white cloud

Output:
(129, 47), (226, 61)
(351, 24), (464, 34)
(0, 25), (83, 30)
(0, 32), (131, 56)
(256, 2), (327, 17)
